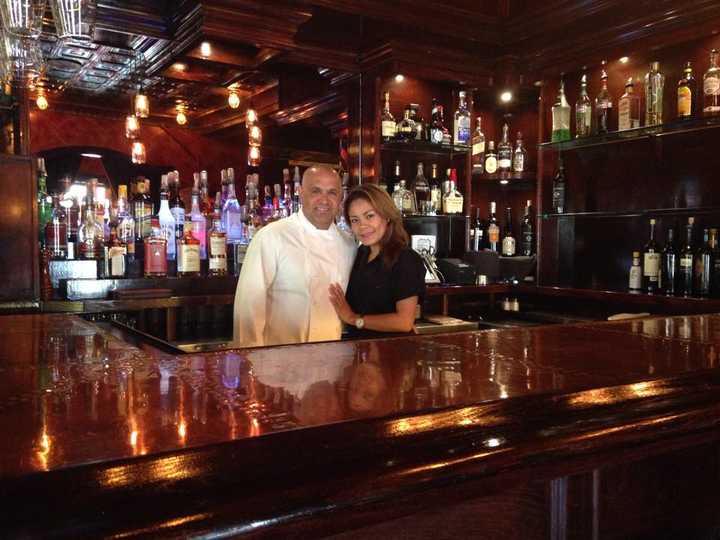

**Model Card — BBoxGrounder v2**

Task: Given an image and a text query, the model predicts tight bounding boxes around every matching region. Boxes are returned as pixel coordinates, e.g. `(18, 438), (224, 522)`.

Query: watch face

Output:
(355, 317), (364, 329)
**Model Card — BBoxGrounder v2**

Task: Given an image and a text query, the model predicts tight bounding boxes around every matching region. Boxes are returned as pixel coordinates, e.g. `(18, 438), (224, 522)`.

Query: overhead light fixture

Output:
(35, 93), (48, 110)
(200, 41), (212, 58)
(131, 141), (146, 164)
(80, 152), (102, 159)
(246, 108), (257, 125)
(228, 90), (240, 109)
(500, 91), (513, 103)
(619, 56), (630, 64)
(134, 92), (149, 118)
(125, 114), (140, 139)
(50, 0), (97, 41)
(394, 74), (405, 83)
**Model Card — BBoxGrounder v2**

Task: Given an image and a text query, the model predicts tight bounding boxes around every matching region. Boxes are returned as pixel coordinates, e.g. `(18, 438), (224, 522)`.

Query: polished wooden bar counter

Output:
(3, 313), (720, 539)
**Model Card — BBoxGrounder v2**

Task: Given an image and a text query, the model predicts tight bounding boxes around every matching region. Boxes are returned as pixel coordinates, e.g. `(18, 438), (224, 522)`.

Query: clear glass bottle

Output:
(208, 202), (227, 276)
(429, 163), (442, 215)
(381, 91), (396, 142)
(177, 222), (201, 277)
(595, 65), (613, 134)
(223, 181), (244, 242)
(618, 78), (641, 130)
(59, 176), (79, 259)
(169, 170), (185, 247)
(396, 180), (416, 215)
(551, 77), (571, 142)
(144, 219), (168, 277)
(411, 162), (430, 214)
(484, 141), (498, 174)
(629, 251), (642, 293)
(453, 90), (471, 146)
(703, 49), (720, 115)
(117, 185), (135, 266)
(107, 225), (127, 278)
(158, 174), (176, 260)
(512, 132), (527, 173)
(45, 194), (68, 259)
(133, 177), (152, 242)
(471, 116), (485, 173)
(575, 72), (592, 138)
(396, 107), (416, 142)
(78, 189), (104, 260)
(677, 61), (696, 119)
(442, 170), (463, 214)
(190, 177), (207, 260)
(645, 61), (665, 126)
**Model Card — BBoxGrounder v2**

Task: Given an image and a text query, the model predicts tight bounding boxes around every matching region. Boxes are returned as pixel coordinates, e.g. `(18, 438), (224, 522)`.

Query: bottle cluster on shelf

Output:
(381, 91), (470, 146)
(469, 200), (535, 257)
(550, 48), (720, 142)
(380, 161), (463, 216)
(629, 217), (720, 298)
(40, 162), (306, 280)
(471, 121), (529, 178)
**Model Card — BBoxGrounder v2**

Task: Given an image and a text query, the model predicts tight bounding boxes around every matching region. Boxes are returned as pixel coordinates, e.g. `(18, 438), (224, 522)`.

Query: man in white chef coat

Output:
(233, 165), (357, 348)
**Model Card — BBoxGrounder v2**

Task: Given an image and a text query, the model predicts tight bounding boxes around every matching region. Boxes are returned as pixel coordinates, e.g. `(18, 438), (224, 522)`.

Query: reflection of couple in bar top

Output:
(233, 165), (425, 348)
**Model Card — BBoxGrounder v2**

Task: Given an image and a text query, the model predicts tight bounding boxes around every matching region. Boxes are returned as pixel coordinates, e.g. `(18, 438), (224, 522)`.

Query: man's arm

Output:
(233, 229), (277, 347)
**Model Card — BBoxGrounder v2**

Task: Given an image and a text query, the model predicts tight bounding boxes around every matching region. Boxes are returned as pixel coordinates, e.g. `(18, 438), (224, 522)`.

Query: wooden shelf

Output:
(538, 115), (720, 152)
(380, 140), (470, 157)
(541, 206), (720, 220)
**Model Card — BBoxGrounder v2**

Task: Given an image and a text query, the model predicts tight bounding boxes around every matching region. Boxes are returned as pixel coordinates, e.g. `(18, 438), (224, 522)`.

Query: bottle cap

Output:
(689, 217), (695, 224)
(650, 218), (656, 225)
(118, 185), (127, 198)
(633, 251), (640, 257)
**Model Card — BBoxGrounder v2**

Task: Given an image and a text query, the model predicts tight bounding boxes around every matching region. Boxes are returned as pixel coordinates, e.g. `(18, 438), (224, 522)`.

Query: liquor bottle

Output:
(190, 183), (208, 262)
(219, 169), (228, 207)
(484, 141), (498, 174)
(487, 201), (499, 252)
(645, 61), (664, 126)
(497, 124), (512, 174)
(677, 61), (697, 119)
(595, 65), (613, 134)
(471, 207), (485, 251)
(704, 49), (720, 115)
(116, 185), (135, 268)
(388, 160), (402, 195)
(381, 91), (396, 142)
(169, 171), (185, 247)
(471, 117), (485, 173)
(396, 107), (416, 141)
(551, 77), (571, 142)
(411, 162), (430, 214)
(662, 227), (677, 296)
(521, 200), (534, 256)
(575, 71), (592, 138)
(442, 174), (463, 214)
(618, 78), (641, 130)
(223, 181), (244, 242)
(200, 170), (212, 214)
(694, 228), (713, 297)
(512, 132), (527, 173)
(45, 194), (67, 259)
(133, 177), (152, 262)
(208, 199), (227, 277)
(37, 158), (52, 243)
(629, 252), (642, 293)
(59, 176), (79, 259)
(107, 225), (127, 278)
(642, 218), (661, 293)
(502, 207), (516, 256)
(409, 103), (425, 141)
(144, 219), (168, 278)
(429, 98), (448, 144)
(292, 179), (301, 215)
(453, 91), (471, 146)
(393, 180), (416, 215)
(429, 163), (442, 215)
(711, 228), (720, 298)
(678, 217), (695, 297)
(78, 188), (104, 261)
(551, 156), (566, 214)
(158, 175), (176, 260)
(177, 222), (201, 277)
(283, 182), (293, 216)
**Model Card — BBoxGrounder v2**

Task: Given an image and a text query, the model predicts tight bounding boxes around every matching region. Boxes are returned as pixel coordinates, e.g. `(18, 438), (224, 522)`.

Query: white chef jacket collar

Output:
(298, 208), (337, 237)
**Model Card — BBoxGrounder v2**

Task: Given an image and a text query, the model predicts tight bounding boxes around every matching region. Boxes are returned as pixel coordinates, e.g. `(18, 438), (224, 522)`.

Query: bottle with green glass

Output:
(37, 158), (52, 244)
(552, 77), (571, 142)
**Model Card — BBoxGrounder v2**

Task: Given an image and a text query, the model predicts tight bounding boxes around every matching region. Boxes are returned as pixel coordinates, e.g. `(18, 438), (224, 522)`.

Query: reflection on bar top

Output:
(0, 313), (719, 478)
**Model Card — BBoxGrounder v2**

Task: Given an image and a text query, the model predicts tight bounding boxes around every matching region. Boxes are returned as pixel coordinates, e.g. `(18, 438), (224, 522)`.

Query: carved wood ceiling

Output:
(30, 0), (720, 135)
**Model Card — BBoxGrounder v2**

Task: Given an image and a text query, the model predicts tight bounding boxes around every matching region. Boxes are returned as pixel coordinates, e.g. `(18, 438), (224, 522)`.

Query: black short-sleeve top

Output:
(345, 246), (426, 336)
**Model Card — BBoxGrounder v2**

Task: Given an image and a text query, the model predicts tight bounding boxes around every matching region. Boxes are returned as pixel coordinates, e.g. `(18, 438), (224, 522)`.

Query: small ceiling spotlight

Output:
(200, 41), (212, 58)
(228, 90), (240, 109)
(500, 91), (513, 103)
(394, 74), (405, 83)
(619, 56), (630, 64)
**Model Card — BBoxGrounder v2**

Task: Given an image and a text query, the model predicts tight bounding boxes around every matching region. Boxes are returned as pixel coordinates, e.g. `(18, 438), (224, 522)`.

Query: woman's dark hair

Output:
(343, 183), (409, 269)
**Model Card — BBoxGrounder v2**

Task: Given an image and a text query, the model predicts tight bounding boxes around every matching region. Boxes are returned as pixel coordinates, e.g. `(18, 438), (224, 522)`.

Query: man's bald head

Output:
(300, 165), (342, 230)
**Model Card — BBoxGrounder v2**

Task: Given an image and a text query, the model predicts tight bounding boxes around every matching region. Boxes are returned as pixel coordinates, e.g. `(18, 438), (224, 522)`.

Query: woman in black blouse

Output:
(329, 184), (426, 337)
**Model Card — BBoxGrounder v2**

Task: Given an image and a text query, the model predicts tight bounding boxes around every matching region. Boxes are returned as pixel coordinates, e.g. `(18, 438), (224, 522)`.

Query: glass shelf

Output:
(538, 115), (720, 152)
(541, 206), (720, 219)
(381, 140), (470, 156)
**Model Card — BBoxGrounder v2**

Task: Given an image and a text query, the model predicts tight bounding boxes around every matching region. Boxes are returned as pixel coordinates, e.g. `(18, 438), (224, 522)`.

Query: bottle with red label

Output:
(144, 218), (168, 277)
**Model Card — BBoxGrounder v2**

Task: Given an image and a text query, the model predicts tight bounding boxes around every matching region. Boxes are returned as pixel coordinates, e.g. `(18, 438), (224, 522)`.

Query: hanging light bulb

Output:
(248, 124), (262, 147)
(248, 145), (261, 167)
(125, 115), (140, 139)
(131, 141), (146, 164)
(228, 90), (240, 109)
(246, 108), (257, 125)
(176, 110), (187, 126)
(134, 92), (149, 118)
(36, 93), (48, 110)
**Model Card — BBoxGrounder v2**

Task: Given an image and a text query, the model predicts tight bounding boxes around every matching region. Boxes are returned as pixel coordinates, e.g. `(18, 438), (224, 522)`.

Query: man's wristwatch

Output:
(355, 316), (365, 329)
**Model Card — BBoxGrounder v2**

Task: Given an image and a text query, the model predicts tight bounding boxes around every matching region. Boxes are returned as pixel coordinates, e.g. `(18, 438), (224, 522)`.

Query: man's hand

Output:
(328, 283), (357, 325)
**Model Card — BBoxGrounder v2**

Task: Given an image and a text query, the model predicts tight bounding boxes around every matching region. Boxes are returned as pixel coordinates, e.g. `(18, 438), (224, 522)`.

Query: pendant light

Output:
(125, 114), (140, 139)
(134, 91), (149, 118)
(246, 108), (257, 125)
(228, 90), (240, 109)
(247, 145), (260, 167)
(131, 141), (146, 164)
(175, 102), (188, 126)
(50, 0), (96, 41)
(35, 91), (48, 110)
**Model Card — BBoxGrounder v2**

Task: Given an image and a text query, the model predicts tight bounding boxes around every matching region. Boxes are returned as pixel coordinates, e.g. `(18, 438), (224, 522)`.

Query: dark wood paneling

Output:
(0, 156), (37, 301)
